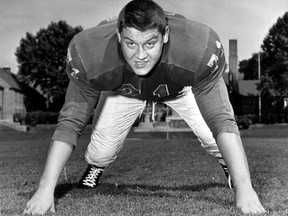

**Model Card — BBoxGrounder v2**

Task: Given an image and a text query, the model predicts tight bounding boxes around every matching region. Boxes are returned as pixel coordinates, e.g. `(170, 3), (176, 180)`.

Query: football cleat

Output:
(78, 165), (104, 189)
(221, 164), (233, 189)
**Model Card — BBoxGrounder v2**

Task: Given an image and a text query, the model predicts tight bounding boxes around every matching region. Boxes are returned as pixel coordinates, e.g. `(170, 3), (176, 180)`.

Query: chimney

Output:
(229, 40), (238, 79)
(229, 39), (239, 92)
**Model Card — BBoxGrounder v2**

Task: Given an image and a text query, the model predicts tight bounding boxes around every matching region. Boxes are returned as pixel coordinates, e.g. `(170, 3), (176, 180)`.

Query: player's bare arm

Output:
(23, 141), (74, 215)
(216, 132), (266, 214)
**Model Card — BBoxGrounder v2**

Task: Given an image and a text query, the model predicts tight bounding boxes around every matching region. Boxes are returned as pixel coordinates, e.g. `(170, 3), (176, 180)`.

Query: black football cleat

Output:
(78, 165), (104, 189)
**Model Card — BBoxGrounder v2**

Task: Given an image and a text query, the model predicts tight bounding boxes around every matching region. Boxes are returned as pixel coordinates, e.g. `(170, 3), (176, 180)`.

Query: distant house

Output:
(0, 67), (26, 122)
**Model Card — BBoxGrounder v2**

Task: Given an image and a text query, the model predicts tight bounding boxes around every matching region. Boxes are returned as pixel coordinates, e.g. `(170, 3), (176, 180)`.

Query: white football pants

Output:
(85, 87), (225, 167)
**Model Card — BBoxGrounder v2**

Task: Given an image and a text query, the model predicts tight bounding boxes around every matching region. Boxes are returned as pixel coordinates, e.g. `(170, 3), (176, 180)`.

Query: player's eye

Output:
(146, 42), (155, 48)
(127, 42), (136, 48)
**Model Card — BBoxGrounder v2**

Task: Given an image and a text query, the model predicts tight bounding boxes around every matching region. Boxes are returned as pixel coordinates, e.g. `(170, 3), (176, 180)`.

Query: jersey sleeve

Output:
(192, 29), (226, 93)
(192, 30), (239, 137)
(194, 77), (239, 138)
(51, 38), (100, 146)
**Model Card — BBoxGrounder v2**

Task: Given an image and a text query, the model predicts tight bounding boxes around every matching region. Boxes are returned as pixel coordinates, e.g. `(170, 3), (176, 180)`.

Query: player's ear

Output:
(163, 26), (170, 44)
(116, 29), (121, 43)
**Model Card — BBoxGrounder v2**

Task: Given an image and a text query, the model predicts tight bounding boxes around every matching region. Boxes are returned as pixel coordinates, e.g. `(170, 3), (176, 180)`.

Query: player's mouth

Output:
(135, 61), (148, 68)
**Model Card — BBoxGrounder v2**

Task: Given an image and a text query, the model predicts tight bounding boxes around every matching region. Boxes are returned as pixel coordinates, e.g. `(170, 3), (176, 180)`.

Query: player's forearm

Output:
(216, 132), (253, 189)
(38, 140), (74, 188)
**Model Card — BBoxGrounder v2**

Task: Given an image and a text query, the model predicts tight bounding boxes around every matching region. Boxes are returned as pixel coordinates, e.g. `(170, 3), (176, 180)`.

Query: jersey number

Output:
(119, 83), (170, 98)
(153, 84), (169, 97)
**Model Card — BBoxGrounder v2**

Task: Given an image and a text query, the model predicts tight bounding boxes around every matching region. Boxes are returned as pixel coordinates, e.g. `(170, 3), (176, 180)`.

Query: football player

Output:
(23, 0), (265, 214)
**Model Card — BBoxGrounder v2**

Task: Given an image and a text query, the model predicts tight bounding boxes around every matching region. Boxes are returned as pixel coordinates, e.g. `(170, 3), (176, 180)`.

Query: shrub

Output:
(25, 111), (59, 126)
(245, 114), (258, 124)
(235, 115), (253, 130)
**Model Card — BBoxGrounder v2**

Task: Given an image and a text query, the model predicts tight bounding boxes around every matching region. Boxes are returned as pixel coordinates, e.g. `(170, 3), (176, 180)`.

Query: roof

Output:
(238, 80), (259, 96)
(0, 68), (21, 91)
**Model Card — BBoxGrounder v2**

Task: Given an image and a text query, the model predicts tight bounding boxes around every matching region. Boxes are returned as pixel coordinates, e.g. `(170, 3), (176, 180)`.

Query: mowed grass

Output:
(0, 124), (288, 216)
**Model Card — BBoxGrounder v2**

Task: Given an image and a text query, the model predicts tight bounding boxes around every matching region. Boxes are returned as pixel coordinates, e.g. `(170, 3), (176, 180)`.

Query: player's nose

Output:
(136, 47), (147, 60)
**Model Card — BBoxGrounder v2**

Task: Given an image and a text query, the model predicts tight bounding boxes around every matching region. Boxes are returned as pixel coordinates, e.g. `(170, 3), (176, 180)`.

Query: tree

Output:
(239, 53), (259, 80)
(239, 12), (288, 88)
(259, 12), (288, 121)
(261, 12), (288, 98)
(15, 21), (83, 111)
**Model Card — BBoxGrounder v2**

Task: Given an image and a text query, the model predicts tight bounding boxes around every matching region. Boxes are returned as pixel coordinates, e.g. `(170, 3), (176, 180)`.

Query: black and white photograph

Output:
(0, 0), (287, 215)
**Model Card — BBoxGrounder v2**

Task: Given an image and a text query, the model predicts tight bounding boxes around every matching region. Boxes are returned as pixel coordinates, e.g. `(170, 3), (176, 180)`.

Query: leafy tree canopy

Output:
(15, 21), (83, 111)
(238, 12), (288, 113)
(261, 12), (288, 97)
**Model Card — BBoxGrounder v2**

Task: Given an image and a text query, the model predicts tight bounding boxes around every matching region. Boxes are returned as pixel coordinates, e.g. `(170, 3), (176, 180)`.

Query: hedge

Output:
(25, 111), (59, 126)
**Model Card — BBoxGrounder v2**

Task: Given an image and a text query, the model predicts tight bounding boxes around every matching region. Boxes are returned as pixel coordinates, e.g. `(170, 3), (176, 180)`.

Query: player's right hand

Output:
(22, 185), (56, 215)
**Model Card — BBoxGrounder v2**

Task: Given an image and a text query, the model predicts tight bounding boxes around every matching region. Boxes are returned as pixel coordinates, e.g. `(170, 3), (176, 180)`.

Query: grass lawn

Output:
(0, 124), (288, 215)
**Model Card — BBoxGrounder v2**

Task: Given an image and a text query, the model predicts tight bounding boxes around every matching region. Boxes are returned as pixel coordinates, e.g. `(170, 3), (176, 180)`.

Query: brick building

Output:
(0, 67), (26, 122)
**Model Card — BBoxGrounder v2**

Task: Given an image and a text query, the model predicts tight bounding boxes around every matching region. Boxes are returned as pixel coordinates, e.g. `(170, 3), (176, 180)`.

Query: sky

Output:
(0, 0), (287, 74)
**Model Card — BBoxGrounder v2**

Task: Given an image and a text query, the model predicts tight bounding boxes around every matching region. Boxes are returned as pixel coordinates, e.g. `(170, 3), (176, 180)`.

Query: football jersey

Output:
(52, 13), (232, 146)
(66, 12), (225, 102)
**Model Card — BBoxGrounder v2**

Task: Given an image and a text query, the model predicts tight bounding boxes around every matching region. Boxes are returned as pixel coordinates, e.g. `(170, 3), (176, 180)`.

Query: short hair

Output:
(117, 0), (167, 35)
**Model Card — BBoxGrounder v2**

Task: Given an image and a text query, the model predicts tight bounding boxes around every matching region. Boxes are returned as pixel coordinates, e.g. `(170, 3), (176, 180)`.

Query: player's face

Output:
(117, 27), (169, 76)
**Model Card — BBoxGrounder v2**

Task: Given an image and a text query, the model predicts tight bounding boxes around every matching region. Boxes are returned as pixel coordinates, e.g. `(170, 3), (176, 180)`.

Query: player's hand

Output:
(235, 185), (266, 214)
(23, 185), (56, 215)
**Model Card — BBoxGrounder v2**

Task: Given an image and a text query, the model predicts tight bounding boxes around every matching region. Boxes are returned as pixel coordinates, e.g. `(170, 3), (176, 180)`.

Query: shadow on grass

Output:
(51, 181), (228, 199)
(18, 183), (77, 200)
(54, 183), (77, 198)
(18, 181), (231, 199)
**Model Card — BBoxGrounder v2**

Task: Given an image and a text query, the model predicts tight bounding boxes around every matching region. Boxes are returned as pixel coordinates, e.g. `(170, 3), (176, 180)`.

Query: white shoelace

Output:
(83, 167), (103, 187)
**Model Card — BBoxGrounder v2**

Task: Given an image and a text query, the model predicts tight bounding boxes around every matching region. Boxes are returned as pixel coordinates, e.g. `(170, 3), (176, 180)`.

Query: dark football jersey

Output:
(67, 12), (225, 102)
